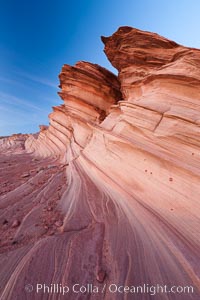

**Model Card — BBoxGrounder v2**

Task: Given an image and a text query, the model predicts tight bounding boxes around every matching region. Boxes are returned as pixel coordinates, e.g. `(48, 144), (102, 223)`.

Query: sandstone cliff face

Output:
(101, 27), (200, 140)
(1, 27), (200, 300)
(25, 61), (121, 159)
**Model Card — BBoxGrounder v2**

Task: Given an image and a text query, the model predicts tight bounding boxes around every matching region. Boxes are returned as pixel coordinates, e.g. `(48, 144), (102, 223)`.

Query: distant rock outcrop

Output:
(1, 27), (200, 300)
(0, 133), (30, 153)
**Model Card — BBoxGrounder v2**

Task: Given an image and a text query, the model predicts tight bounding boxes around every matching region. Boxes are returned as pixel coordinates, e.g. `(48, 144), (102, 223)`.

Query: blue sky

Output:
(1, 0), (200, 136)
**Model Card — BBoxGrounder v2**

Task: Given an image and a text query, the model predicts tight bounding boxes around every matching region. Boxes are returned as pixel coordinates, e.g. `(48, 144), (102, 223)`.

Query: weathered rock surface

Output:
(25, 61), (121, 159)
(1, 27), (200, 300)
(0, 133), (31, 153)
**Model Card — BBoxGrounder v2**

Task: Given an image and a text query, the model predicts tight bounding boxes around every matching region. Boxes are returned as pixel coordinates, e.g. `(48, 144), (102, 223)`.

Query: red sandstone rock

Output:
(0, 133), (30, 153)
(96, 269), (106, 282)
(0, 27), (200, 300)
(39, 125), (48, 131)
(25, 62), (121, 159)
(21, 173), (30, 178)
(11, 220), (20, 228)
(54, 220), (63, 227)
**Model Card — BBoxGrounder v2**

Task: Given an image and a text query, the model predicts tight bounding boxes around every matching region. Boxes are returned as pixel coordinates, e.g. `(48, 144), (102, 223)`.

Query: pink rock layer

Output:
(0, 27), (200, 299)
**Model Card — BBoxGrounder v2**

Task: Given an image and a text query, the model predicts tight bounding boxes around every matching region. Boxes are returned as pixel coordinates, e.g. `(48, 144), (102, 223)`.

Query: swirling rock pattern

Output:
(25, 62), (121, 160)
(0, 27), (200, 300)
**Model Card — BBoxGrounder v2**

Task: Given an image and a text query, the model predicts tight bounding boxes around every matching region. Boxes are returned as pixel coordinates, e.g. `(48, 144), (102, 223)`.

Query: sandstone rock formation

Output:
(0, 133), (30, 153)
(0, 27), (200, 300)
(25, 61), (121, 159)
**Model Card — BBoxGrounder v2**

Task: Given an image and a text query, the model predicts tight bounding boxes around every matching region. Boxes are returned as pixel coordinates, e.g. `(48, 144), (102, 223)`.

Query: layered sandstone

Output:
(0, 133), (31, 153)
(1, 27), (200, 300)
(25, 61), (121, 159)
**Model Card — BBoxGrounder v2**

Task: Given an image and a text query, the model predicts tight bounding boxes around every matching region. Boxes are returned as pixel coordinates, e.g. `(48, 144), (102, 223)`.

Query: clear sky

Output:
(1, 0), (200, 136)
